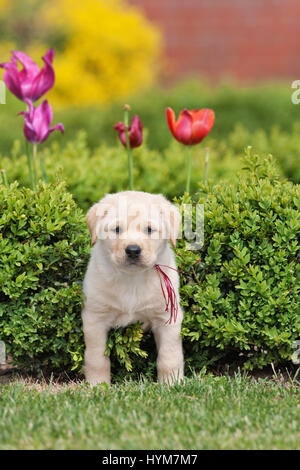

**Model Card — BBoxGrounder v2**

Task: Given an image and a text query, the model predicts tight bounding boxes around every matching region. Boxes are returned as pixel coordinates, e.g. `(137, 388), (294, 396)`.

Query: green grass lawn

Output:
(0, 373), (299, 450)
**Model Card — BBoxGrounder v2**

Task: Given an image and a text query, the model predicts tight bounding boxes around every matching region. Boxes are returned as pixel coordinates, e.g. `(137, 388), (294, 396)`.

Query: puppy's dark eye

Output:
(146, 226), (153, 234)
(113, 226), (121, 234)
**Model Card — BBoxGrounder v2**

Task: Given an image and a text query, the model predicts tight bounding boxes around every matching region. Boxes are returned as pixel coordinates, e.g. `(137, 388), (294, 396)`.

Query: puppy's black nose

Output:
(125, 244), (141, 259)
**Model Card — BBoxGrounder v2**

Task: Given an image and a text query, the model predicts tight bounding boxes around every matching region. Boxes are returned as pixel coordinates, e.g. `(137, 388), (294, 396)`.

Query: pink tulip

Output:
(114, 115), (143, 149)
(0, 49), (55, 102)
(19, 99), (64, 144)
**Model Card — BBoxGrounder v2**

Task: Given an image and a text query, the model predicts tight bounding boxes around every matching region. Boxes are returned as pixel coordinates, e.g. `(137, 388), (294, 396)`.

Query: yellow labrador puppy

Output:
(82, 191), (184, 385)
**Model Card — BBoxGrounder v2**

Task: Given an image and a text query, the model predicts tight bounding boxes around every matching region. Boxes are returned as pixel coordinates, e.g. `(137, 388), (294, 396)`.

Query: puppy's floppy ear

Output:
(168, 203), (182, 247)
(158, 196), (182, 247)
(86, 203), (99, 246)
(86, 202), (108, 246)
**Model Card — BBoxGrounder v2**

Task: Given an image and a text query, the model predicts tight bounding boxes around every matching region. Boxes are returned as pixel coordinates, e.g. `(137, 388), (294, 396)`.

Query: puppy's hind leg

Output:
(153, 319), (184, 385)
(82, 310), (111, 386)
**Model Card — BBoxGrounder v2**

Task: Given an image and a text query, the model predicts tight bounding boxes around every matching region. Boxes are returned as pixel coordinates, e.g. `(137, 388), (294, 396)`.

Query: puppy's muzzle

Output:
(125, 244), (141, 260)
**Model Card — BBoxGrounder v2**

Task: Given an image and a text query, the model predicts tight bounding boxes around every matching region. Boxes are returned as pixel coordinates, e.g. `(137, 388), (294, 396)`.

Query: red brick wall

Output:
(129, 0), (300, 82)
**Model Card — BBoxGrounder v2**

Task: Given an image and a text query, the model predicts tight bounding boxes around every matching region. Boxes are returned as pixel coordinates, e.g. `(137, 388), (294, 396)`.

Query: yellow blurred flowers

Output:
(0, 0), (161, 108)
(43, 0), (161, 107)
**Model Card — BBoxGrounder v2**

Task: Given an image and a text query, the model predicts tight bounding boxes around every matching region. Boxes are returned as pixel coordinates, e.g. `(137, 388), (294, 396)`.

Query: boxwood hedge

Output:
(0, 182), (88, 372)
(0, 151), (299, 378)
(0, 182), (151, 375)
(177, 150), (300, 370)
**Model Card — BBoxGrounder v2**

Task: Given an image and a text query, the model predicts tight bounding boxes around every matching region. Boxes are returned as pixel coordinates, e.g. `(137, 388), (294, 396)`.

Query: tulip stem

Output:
(186, 145), (192, 194)
(25, 141), (36, 191)
(127, 148), (133, 191)
(204, 147), (209, 185)
(39, 152), (48, 184)
(32, 144), (38, 188)
(124, 108), (134, 190)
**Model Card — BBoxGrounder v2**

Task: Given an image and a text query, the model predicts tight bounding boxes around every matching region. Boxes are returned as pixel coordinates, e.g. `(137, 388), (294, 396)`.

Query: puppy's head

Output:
(86, 191), (181, 270)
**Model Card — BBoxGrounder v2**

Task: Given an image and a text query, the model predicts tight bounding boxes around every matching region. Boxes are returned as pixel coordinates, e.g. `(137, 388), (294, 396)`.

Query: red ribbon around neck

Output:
(155, 264), (178, 324)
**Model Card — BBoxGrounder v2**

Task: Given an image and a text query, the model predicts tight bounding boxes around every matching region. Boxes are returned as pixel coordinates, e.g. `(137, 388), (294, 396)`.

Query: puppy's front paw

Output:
(158, 368), (184, 386)
(84, 366), (111, 387)
(85, 374), (111, 387)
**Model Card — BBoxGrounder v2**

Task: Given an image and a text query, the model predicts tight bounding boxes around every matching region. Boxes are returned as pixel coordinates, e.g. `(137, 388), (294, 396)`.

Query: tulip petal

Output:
(21, 99), (63, 144)
(12, 51), (40, 80)
(24, 98), (35, 120)
(24, 123), (38, 143)
(165, 107), (177, 138)
(22, 101), (40, 143)
(23, 108), (38, 143)
(2, 50), (55, 102)
(12, 51), (39, 99)
(49, 123), (64, 136)
(0, 61), (23, 100)
(114, 122), (127, 147)
(44, 49), (55, 64)
(33, 100), (53, 142)
(175, 109), (193, 145)
(30, 49), (55, 101)
(40, 99), (53, 127)
(23, 119), (35, 133)
(191, 109), (215, 144)
(129, 115), (143, 148)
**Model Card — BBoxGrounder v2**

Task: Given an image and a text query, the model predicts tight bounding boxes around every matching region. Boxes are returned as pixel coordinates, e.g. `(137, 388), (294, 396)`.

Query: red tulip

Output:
(19, 99), (64, 144)
(166, 107), (215, 145)
(0, 49), (55, 102)
(114, 114), (143, 149)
